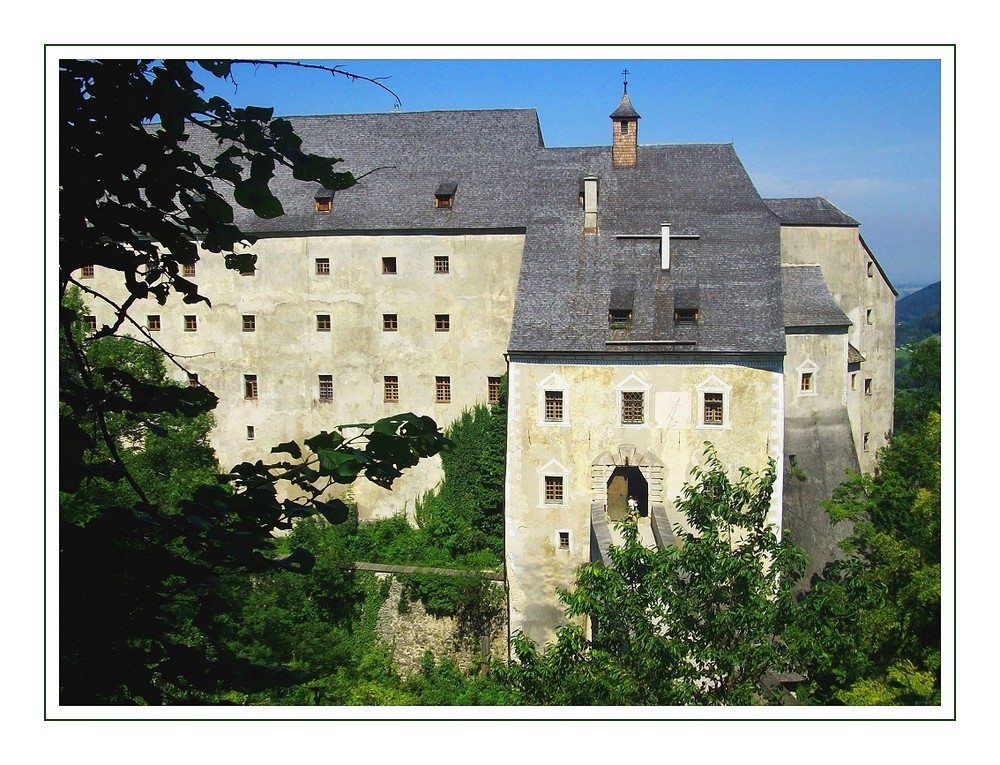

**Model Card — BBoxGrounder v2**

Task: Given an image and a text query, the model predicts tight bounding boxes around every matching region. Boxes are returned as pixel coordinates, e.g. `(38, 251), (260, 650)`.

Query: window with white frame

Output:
(616, 374), (651, 427)
(696, 375), (732, 428)
(537, 373), (570, 426)
(797, 360), (819, 397)
(538, 459), (569, 507)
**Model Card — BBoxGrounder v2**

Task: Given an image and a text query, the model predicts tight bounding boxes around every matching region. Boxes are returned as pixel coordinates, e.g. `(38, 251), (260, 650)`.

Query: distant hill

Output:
(896, 282), (940, 347)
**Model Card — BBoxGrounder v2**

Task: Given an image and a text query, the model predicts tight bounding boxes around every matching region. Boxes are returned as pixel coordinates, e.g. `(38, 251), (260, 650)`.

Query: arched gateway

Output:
(591, 446), (665, 517)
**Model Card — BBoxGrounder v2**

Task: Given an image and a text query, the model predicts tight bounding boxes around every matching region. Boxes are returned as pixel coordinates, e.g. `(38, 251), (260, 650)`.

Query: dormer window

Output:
(314, 188), (334, 213)
(609, 288), (634, 329)
(434, 181), (457, 209)
(674, 308), (699, 324)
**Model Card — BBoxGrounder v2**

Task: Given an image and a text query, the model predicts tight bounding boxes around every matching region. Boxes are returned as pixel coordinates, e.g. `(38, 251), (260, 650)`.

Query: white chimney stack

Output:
(584, 176), (598, 233)
(661, 223), (671, 270)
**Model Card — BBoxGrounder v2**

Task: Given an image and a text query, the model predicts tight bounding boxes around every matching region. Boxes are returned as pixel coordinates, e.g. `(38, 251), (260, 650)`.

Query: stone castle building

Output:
(80, 86), (896, 648)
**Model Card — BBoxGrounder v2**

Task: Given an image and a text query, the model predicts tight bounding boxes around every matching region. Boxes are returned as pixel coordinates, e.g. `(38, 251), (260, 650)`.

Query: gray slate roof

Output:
(781, 265), (850, 329)
(764, 197), (859, 227)
(509, 143), (785, 355)
(217, 110), (545, 234)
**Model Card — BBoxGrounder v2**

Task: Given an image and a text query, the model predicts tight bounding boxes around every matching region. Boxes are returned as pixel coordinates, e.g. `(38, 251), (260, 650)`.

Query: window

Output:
(863, 432), (871, 452)
(240, 264), (255, 276)
(242, 314), (256, 333)
(558, 531), (570, 550)
(383, 314), (398, 332)
(317, 314), (331, 332)
(544, 390), (564, 422)
(609, 309), (632, 329)
(851, 372), (858, 391)
(244, 374), (258, 400)
(84, 316), (97, 333)
(147, 315), (161, 332)
(246, 425), (255, 441)
(315, 258), (330, 275)
(674, 308), (699, 323)
(434, 255), (450, 274)
(314, 191), (333, 212)
(384, 376), (399, 402)
(800, 371), (814, 393)
(188, 373), (200, 387)
(867, 261), (874, 277)
(184, 315), (197, 332)
(382, 257), (397, 275)
(434, 181), (457, 208)
(435, 376), (451, 403)
(864, 378), (873, 396)
(544, 476), (564, 504)
(318, 374), (334, 401)
(488, 377), (502, 405)
(621, 391), (645, 425)
(80, 265), (95, 279)
(703, 392), (724, 425)
(435, 314), (450, 332)
(866, 309), (873, 325)
(182, 263), (196, 277)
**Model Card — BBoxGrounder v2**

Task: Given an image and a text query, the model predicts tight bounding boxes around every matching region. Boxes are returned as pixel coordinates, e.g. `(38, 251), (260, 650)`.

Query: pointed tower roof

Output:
(610, 89), (641, 120)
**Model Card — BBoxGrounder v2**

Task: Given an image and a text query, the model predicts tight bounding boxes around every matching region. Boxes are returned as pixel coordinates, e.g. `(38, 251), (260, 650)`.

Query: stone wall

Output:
(374, 576), (508, 678)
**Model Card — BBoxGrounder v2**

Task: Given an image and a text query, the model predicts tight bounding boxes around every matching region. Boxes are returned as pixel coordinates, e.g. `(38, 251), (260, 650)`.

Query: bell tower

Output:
(611, 69), (640, 168)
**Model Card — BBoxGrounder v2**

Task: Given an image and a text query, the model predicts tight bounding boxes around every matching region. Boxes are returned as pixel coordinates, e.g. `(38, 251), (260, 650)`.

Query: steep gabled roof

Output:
(509, 144), (785, 355)
(781, 265), (851, 329)
(187, 109), (545, 234)
(764, 197), (859, 227)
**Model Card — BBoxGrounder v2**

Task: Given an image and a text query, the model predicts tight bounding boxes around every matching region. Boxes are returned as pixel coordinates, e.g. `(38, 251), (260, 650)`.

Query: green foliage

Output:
(58, 59), (446, 704)
(788, 412), (941, 705)
(499, 445), (806, 705)
(894, 335), (941, 433)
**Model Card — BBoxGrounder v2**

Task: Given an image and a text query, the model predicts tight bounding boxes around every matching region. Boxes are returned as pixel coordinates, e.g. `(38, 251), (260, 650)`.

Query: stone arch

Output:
(590, 445), (664, 512)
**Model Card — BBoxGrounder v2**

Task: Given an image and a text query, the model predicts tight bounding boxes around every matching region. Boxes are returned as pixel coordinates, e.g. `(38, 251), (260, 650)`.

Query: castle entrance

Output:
(606, 466), (649, 520)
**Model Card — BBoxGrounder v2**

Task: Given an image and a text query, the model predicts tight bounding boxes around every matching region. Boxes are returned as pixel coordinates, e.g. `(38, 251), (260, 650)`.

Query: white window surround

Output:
(538, 458), (570, 508)
(616, 373), (652, 428)
(796, 359), (819, 397)
(696, 374), (732, 429)
(556, 529), (571, 552)
(537, 372), (570, 427)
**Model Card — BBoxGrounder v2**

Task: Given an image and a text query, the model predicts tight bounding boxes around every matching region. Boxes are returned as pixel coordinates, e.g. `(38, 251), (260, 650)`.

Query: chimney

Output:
(610, 76), (640, 168)
(661, 223), (670, 269)
(584, 176), (598, 233)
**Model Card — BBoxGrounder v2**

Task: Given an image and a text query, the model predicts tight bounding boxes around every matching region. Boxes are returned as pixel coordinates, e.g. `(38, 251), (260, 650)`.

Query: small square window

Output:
(147, 315), (161, 332)
(558, 531), (570, 550)
(80, 264), (95, 279)
(544, 390), (564, 422)
(488, 377), (502, 405)
(315, 197), (333, 213)
(383, 314), (398, 332)
(318, 374), (334, 401)
(188, 373), (200, 387)
(435, 314), (450, 332)
(703, 392), (724, 425)
(182, 263), (196, 278)
(244, 374), (258, 400)
(246, 425), (255, 441)
(544, 476), (564, 504)
(184, 315), (197, 332)
(675, 308), (699, 324)
(315, 258), (330, 275)
(317, 314), (331, 332)
(621, 391), (645, 425)
(84, 316), (97, 333)
(435, 376), (451, 403)
(609, 309), (632, 329)
(864, 378), (873, 396)
(384, 375), (399, 402)
(434, 255), (450, 274)
(242, 314), (256, 333)
(382, 257), (397, 275)
(800, 372), (813, 392)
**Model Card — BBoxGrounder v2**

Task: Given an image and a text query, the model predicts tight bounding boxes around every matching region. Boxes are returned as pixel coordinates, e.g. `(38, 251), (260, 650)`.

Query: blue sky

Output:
(204, 55), (942, 290)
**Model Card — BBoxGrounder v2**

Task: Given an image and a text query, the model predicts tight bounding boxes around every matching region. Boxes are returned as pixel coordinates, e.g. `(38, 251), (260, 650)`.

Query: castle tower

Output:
(610, 73), (640, 168)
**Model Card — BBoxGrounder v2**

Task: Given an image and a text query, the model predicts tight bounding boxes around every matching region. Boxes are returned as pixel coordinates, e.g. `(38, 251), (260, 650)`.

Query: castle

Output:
(80, 86), (895, 647)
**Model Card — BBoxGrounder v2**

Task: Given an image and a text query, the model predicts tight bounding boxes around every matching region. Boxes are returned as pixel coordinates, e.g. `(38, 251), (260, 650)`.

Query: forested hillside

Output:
(896, 282), (941, 346)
